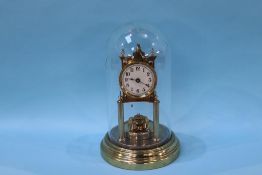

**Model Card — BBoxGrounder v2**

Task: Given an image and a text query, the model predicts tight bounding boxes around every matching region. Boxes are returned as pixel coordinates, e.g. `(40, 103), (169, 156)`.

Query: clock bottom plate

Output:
(100, 130), (180, 170)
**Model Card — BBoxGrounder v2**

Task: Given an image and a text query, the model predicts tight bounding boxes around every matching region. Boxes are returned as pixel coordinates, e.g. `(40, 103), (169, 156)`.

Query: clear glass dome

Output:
(106, 23), (172, 146)
(107, 23), (168, 69)
(101, 23), (179, 170)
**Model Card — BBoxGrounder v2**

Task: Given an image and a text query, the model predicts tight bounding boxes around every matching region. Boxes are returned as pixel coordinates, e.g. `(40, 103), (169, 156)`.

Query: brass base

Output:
(100, 131), (180, 170)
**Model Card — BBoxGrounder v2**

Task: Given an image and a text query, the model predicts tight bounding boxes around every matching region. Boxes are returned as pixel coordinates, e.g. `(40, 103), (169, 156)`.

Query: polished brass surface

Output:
(128, 114), (149, 133)
(108, 120), (171, 149)
(119, 44), (157, 102)
(120, 44), (156, 69)
(153, 99), (159, 140)
(117, 99), (124, 141)
(127, 114), (150, 143)
(119, 62), (157, 102)
(101, 131), (180, 170)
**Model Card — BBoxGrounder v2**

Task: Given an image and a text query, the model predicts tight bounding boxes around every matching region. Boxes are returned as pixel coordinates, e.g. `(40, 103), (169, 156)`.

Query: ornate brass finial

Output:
(132, 44), (145, 62)
(150, 48), (155, 56)
(119, 44), (157, 68)
(120, 49), (125, 57)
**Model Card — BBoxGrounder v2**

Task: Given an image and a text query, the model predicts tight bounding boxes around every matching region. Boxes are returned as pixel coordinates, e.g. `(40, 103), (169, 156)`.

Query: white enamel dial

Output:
(121, 63), (156, 97)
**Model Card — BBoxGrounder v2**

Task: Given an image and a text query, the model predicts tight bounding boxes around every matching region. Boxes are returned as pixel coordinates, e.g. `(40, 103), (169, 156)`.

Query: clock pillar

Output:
(117, 98), (124, 141)
(117, 97), (160, 142)
(153, 98), (159, 140)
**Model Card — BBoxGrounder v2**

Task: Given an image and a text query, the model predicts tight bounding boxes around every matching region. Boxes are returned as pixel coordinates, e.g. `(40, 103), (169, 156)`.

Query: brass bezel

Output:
(119, 61), (157, 100)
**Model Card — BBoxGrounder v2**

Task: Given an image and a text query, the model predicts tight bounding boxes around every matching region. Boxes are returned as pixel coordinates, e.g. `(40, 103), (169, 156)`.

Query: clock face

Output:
(121, 63), (156, 97)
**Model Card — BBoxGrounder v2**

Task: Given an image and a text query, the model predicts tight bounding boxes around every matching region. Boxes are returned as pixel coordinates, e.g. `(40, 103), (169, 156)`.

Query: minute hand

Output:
(139, 81), (149, 88)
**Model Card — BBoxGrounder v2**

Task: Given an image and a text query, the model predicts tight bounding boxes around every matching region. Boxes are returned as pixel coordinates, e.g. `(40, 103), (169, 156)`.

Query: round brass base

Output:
(100, 132), (180, 170)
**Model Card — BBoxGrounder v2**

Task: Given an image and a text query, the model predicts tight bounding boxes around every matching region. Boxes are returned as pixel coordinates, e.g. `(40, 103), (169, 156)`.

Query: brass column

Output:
(118, 99), (124, 141)
(153, 99), (159, 140)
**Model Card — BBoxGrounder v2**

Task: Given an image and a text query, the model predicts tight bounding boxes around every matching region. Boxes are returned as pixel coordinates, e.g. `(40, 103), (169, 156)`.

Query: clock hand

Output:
(128, 78), (149, 87)
(139, 81), (150, 88)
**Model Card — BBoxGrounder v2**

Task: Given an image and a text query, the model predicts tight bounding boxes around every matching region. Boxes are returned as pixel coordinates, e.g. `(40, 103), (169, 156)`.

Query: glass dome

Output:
(106, 23), (172, 130)
(101, 23), (179, 170)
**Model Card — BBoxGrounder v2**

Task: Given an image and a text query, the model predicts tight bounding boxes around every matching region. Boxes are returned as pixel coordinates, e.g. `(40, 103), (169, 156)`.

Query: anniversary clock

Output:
(101, 24), (180, 170)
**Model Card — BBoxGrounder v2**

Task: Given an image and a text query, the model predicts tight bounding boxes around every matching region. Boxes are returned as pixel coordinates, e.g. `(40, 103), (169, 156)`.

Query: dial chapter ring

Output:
(119, 62), (157, 99)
